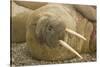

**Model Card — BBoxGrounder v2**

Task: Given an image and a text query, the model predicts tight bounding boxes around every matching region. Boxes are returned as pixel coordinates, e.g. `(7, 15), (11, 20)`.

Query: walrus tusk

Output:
(65, 28), (86, 40)
(59, 40), (83, 59)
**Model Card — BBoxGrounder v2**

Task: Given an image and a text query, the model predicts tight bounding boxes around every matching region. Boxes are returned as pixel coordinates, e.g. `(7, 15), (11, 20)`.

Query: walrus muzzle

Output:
(35, 15), (66, 47)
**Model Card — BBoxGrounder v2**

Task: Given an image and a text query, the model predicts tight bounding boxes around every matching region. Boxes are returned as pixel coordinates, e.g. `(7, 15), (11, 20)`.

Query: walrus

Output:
(11, 1), (33, 42)
(11, 1), (96, 60)
(74, 5), (96, 21)
(26, 4), (93, 60)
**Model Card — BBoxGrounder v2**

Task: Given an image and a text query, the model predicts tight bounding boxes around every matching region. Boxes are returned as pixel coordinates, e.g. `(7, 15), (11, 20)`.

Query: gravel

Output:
(11, 42), (96, 66)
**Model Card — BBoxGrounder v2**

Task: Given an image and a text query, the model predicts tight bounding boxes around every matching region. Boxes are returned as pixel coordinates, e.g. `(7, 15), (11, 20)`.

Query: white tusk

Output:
(65, 28), (86, 40)
(59, 40), (83, 59)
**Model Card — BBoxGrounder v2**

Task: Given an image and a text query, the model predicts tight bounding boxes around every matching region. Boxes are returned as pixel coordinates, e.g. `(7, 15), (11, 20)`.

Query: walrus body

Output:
(26, 4), (93, 60)
(74, 5), (96, 21)
(14, 1), (47, 10)
(11, 1), (33, 42)
(11, 1), (96, 61)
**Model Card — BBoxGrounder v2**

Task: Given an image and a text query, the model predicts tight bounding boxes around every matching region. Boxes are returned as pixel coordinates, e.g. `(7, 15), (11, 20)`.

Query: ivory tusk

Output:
(59, 40), (83, 59)
(65, 28), (86, 40)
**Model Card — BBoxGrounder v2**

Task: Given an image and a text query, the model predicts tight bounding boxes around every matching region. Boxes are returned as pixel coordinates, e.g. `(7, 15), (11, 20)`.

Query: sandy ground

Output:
(11, 42), (96, 66)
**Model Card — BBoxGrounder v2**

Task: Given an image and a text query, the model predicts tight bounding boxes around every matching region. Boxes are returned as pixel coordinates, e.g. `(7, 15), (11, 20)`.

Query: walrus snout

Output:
(35, 15), (66, 48)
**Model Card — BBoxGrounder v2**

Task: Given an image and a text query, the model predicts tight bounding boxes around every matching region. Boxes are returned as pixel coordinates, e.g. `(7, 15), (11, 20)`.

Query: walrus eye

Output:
(48, 25), (53, 31)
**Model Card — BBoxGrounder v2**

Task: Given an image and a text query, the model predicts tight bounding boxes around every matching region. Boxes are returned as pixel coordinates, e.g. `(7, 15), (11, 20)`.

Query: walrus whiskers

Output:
(59, 40), (83, 59)
(65, 28), (86, 40)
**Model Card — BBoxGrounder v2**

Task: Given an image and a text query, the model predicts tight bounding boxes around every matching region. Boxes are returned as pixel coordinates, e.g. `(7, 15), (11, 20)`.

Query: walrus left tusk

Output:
(59, 40), (83, 59)
(65, 28), (86, 40)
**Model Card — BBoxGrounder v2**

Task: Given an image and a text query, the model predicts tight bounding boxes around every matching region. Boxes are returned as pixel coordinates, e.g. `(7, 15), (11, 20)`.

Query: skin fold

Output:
(14, 0), (48, 10)
(74, 5), (96, 21)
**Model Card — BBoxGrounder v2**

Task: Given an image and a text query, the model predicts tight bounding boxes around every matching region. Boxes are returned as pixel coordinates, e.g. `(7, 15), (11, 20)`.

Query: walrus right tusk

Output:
(59, 40), (83, 59)
(65, 28), (86, 40)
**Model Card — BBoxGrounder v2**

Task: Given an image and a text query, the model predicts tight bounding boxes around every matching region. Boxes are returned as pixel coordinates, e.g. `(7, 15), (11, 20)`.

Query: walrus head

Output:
(32, 12), (86, 59)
